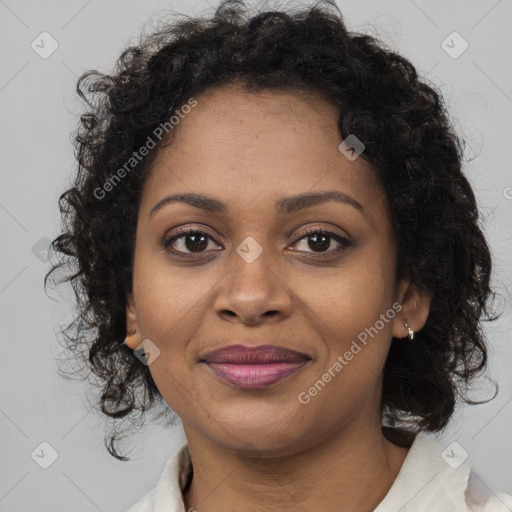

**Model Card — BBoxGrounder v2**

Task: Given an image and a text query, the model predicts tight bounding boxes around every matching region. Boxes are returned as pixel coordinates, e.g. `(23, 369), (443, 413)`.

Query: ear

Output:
(392, 278), (431, 339)
(124, 292), (142, 350)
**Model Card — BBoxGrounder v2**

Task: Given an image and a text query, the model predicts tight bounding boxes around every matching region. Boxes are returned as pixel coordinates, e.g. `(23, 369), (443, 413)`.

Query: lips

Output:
(202, 345), (309, 364)
(201, 345), (310, 389)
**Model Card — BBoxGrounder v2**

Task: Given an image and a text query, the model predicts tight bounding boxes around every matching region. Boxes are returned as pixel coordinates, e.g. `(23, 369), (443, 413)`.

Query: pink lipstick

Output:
(201, 345), (310, 389)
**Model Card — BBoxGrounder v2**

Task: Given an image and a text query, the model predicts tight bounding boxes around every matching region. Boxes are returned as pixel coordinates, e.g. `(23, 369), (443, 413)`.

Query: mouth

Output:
(200, 345), (311, 389)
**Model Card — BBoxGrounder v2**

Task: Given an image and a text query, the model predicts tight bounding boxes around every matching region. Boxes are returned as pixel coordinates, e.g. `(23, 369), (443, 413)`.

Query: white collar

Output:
(374, 432), (471, 511)
(129, 432), (511, 511)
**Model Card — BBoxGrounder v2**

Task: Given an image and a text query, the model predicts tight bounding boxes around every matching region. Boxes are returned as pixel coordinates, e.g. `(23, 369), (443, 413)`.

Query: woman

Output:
(46, 1), (512, 510)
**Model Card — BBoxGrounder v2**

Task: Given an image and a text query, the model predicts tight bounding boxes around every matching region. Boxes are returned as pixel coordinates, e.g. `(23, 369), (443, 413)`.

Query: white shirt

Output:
(126, 432), (512, 511)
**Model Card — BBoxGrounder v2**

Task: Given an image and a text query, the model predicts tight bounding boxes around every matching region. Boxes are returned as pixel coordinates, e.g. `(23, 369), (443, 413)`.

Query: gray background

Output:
(1, 0), (511, 510)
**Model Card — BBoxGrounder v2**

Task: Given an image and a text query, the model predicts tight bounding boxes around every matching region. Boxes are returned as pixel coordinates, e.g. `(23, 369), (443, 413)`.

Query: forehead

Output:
(140, 84), (387, 221)
(161, 84), (342, 165)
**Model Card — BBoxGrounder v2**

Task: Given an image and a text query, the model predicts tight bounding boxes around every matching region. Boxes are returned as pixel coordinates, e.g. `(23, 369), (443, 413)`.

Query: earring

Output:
(404, 322), (414, 341)
(122, 329), (137, 345)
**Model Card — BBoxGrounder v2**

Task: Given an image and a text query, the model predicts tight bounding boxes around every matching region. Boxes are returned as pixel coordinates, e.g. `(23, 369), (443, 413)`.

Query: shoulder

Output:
(124, 441), (191, 512)
(466, 471), (512, 512)
(375, 430), (512, 512)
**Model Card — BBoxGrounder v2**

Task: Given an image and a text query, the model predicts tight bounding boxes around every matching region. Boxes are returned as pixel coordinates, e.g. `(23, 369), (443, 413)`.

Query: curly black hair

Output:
(45, 0), (498, 460)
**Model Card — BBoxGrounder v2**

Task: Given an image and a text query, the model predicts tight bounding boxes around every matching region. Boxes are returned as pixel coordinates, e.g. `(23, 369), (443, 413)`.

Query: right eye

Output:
(161, 228), (223, 257)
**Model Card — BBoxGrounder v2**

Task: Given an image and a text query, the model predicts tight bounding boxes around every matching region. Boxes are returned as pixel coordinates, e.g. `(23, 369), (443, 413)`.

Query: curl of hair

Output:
(45, 0), (498, 460)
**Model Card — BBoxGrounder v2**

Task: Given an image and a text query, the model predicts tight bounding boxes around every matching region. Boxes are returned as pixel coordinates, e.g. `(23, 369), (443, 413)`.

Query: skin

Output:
(125, 83), (431, 512)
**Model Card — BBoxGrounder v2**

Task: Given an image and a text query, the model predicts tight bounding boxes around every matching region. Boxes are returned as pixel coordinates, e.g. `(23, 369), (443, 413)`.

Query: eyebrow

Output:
(149, 191), (366, 218)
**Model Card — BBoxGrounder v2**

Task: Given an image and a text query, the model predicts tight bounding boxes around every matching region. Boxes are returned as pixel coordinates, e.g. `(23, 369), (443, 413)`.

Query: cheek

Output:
(133, 250), (217, 338)
(303, 248), (396, 365)
(131, 262), (213, 410)
(306, 253), (393, 325)
(132, 262), (208, 411)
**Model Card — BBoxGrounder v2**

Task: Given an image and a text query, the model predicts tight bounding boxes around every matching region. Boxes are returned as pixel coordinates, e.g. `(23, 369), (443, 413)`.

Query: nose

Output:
(214, 243), (293, 326)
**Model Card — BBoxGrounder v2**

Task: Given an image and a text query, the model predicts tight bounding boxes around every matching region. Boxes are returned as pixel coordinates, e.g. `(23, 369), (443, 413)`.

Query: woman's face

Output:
(126, 84), (425, 455)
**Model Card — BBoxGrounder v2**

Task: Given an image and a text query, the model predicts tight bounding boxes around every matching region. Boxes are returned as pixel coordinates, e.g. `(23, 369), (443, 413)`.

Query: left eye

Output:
(291, 229), (350, 254)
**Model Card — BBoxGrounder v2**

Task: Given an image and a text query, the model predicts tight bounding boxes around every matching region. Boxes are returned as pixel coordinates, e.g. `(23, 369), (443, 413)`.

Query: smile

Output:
(204, 361), (309, 388)
(201, 344), (311, 389)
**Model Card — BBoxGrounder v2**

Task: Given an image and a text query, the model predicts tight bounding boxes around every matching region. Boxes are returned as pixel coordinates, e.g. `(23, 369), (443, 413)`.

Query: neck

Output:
(183, 422), (411, 512)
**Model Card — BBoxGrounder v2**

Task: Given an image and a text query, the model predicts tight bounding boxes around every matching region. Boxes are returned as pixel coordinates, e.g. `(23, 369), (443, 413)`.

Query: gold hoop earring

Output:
(404, 322), (414, 341)
(123, 329), (137, 344)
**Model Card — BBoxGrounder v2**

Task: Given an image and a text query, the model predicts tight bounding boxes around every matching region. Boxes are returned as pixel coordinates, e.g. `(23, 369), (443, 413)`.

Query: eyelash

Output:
(160, 226), (352, 260)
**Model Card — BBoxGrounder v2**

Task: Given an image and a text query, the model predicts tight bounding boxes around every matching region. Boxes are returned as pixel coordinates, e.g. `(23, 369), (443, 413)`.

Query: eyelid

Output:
(161, 225), (222, 248)
(162, 224), (352, 258)
(293, 224), (351, 242)
(289, 226), (352, 254)
(162, 224), (349, 245)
